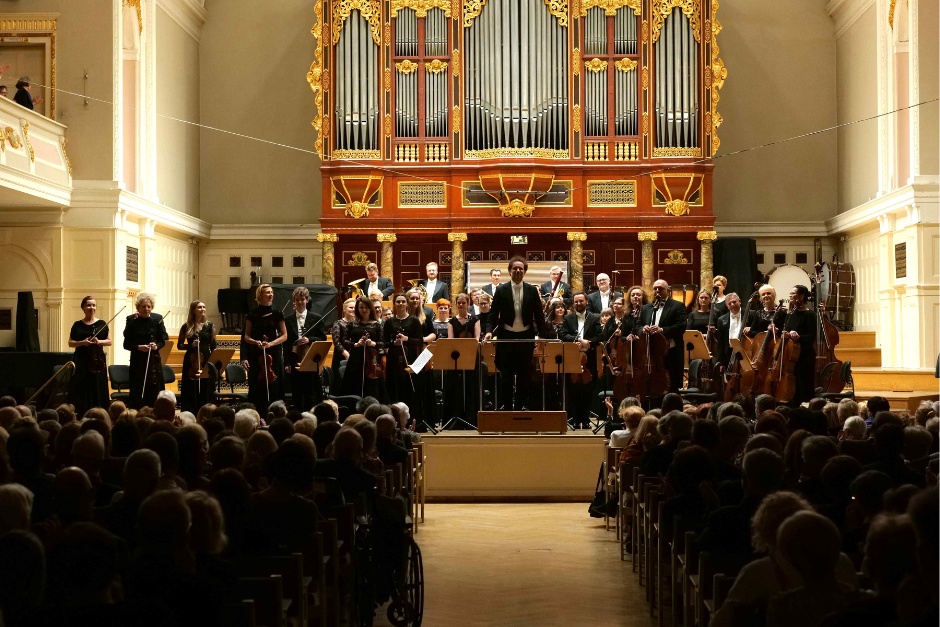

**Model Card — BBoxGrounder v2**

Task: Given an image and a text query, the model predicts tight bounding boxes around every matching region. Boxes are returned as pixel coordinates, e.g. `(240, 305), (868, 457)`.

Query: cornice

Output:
(826, 0), (875, 38)
(826, 177), (940, 234)
(209, 224), (324, 241)
(714, 221), (829, 238)
(69, 183), (211, 239)
(156, 0), (208, 42)
(0, 166), (71, 207)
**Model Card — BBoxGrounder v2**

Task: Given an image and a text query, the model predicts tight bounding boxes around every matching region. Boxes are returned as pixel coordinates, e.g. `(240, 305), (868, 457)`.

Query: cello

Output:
(746, 301), (786, 398)
(764, 305), (801, 402)
(812, 264), (844, 393)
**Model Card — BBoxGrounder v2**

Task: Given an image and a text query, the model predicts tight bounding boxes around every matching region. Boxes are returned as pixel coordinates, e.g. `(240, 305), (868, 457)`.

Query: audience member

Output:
(638, 411), (693, 477)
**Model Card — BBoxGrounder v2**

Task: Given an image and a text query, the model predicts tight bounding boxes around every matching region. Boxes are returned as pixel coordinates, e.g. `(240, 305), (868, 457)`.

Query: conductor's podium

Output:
(476, 410), (568, 434)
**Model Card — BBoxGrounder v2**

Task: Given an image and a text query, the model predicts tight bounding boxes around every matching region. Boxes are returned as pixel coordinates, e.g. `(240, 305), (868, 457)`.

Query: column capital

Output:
(696, 230), (718, 241)
(377, 232), (397, 243)
(447, 232), (468, 242)
(316, 232), (338, 243)
(45, 299), (62, 308)
(637, 231), (658, 241)
(566, 231), (588, 242)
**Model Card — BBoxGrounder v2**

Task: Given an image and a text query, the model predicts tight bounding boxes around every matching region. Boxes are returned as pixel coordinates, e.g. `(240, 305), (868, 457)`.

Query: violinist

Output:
(559, 292), (603, 429)
(123, 293), (169, 409)
(641, 280), (688, 393)
(408, 288), (437, 424)
(383, 293), (422, 408)
(712, 275), (730, 317)
(686, 290), (713, 333)
(177, 300), (217, 414)
(242, 284), (288, 410)
(329, 298), (357, 394)
(432, 299), (451, 341)
(444, 293), (481, 425)
(284, 287), (325, 412)
(448, 292), (481, 340)
(546, 298), (567, 338)
(339, 296), (384, 399)
(782, 285), (817, 406)
(68, 296), (112, 415)
(744, 284), (779, 337)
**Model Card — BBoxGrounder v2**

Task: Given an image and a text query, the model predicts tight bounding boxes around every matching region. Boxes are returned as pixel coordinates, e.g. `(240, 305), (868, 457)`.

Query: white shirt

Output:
(507, 281), (529, 332)
(653, 303), (664, 327)
(728, 312), (742, 343)
(297, 311), (306, 334)
(426, 279), (437, 297)
(368, 280), (379, 295)
(576, 312), (586, 339)
(599, 291), (610, 310)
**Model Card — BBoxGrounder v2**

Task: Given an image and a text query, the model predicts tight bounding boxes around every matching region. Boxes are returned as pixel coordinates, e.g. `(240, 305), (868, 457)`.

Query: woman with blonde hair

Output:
(123, 292), (169, 408)
(178, 300), (217, 413)
(242, 284), (288, 409)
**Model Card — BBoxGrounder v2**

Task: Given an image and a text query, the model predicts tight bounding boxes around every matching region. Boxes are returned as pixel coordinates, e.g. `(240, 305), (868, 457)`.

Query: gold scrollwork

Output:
(425, 59), (448, 74)
(333, 149), (382, 159)
(573, 104), (581, 130)
(580, 0), (641, 16)
(642, 112), (649, 136)
(390, 0), (452, 18)
(566, 232), (588, 242)
(544, 0), (570, 27)
(376, 232), (398, 242)
(332, 0), (383, 46)
(60, 138), (72, 177)
(463, 0), (487, 27)
(710, 0), (726, 156)
(637, 231), (658, 241)
(22, 122), (34, 163)
(584, 58), (608, 73)
(642, 66), (649, 90)
(396, 60), (419, 74)
(664, 200), (690, 217)
(650, 0), (700, 43)
(696, 231), (717, 241)
(652, 147), (702, 157)
(448, 232), (468, 242)
(307, 2), (326, 156)
(500, 199), (535, 218)
(452, 106), (461, 133)
(384, 114), (392, 136)
(124, 0), (143, 34)
(384, 67), (391, 91)
(572, 48), (581, 75)
(464, 147), (570, 159)
(452, 49), (460, 76)
(889, 0), (897, 28)
(662, 249), (690, 264)
(0, 126), (22, 152)
(347, 251), (372, 266)
(345, 202), (371, 219)
(317, 233), (339, 243)
(614, 58), (637, 72)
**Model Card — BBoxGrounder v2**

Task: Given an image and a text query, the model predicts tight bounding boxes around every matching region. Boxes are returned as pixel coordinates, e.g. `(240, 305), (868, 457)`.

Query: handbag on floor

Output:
(588, 463), (616, 518)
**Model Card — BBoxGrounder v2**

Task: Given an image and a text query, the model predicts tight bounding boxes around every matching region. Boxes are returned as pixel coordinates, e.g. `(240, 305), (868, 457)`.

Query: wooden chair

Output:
(632, 473), (649, 573)
(682, 531), (700, 627)
(237, 554), (305, 627)
(604, 446), (624, 532)
(221, 599), (257, 627)
(316, 519), (341, 626)
(237, 575), (285, 627)
(414, 441), (426, 523)
(644, 484), (663, 609)
(299, 532), (327, 627)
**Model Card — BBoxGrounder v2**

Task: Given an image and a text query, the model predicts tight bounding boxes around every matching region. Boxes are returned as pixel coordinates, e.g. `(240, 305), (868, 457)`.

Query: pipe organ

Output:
(309, 0), (725, 291)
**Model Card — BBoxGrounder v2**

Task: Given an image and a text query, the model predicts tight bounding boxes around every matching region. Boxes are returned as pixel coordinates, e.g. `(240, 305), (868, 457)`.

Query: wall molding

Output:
(715, 221), (829, 238)
(69, 182), (211, 239)
(826, 0), (875, 38)
(156, 0), (208, 42)
(209, 224), (324, 241)
(826, 176), (940, 234)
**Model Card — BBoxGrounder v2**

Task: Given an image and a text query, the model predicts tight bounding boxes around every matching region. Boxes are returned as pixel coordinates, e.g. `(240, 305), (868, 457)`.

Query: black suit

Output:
(422, 279), (449, 303)
(284, 309), (325, 411)
(486, 281), (547, 410)
(365, 277), (395, 298)
(640, 299), (688, 394)
(715, 311), (745, 367)
(559, 311), (603, 427)
(586, 290), (623, 314)
(482, 283), (501, 297)
(540, 280), (572, 304)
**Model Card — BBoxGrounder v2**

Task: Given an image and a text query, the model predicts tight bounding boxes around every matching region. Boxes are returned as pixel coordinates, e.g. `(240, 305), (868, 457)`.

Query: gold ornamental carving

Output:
(384, 67), (391, 91)
(307, 2), (327, 156)
(662, 249), (690, 264)
(614, 58), (637, 72)
(664, 200), (690, 216)
(710, 0), (726, 156)
(696, 231), (717, 241)
(463, 0), (487, 26)
(642, 19), (648, 42)
(573, 105), (581, 130)
(544, 0), (571, 27)
(319, 236), (336, 286)
(385, 22), (390, 45)
(572, 0), (581, 15)
(331, 0), (383, 45)
(651, 0), (700, 43)
(0, 127), (22, 152)
(124, 0), (143, 34)
(698, 231), (716, 288)
(572, 48), (581, 75)
(566, 232), (588, 242)
(384, 114), (392, 137)
(425, 59), (448, 74)
(585, 58), (608, 73)
(22, 122), (34, 163)
(637, 231), (658, 241)
(500, 199), (536, 218)
(396, 60), (419, 74)
(453, 106), (461, 133)
(377, 233), (398, 243)
(652, 147), (702, 157)
(642, 112), (649, 136)
(452, 49), (460, 76)
(889, 0), (897, 28)
(642, 66), (649, 89)
(347, 252), (372, 266)
(580, 0), (641, 16)
(345, 202), (371, 219)
(639, 234), (656, 299)
(464, 147), (569, 159)
(317, 233), (339, 243)
(390, 0), (453, 18)
(447, 232), (468, 242)
(60, 138), (72, 177)
(333, 149), (382, 159)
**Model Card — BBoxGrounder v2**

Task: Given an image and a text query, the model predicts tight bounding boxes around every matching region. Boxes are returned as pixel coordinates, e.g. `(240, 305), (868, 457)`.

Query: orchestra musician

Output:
(407, 288), (438, 425)
(546, 298), (567, 338)
(482, 268), (502, 297)
(339, 296), (384, 399)
(712, 275), (730, 317)
(744, 284), (779, 337)
(363, 262), (395, 298)
(241, 284), (288, 410)
(686, 290), (713, 334)
(421, 262), (450, 303)
(782, 285), (817, 406)
(484, 256), (547, 411)
(715, 292), (743, 367)
(383, 293), (423, 410)
(587, 274), (622, 314)
(329, 298), (356, 394)
(284, 287), (325, 412)
(641, 280), (688, 393)
(444, 292), (481, 426)
(123, 293), (169, 409)
(177, 300), (217, 414)
(68, 296), (112, 415)
(559, 291), (603, 429)
(540, 266), (572, 307)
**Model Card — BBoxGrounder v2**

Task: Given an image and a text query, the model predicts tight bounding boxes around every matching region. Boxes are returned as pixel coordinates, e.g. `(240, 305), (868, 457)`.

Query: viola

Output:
(362, 333), (385, 380)
(251, 334), (278, 385)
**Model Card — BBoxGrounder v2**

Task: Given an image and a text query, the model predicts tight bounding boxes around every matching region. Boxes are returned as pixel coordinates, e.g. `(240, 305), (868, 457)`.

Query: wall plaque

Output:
(126, 246), (139, 282)
(895, 242), (906, 279)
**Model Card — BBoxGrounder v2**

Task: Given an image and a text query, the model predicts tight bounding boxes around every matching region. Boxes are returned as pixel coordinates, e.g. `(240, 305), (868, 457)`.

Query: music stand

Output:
(728, 338), (755, 373)
(683, 330), (712, 370)
(542, 341), (583, 429)
(199, 348), (235, 396)
(158, 341), (174, 368)
(432, 338), (480, 430)
(297, 341), (332, 374)
(479, 340), (497, 410)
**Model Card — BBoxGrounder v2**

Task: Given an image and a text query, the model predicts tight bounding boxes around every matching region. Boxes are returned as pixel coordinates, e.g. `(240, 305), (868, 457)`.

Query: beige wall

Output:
(198, 0), (321, 225)
(836, 6), (879, 212)
(3, 0), (115, 181)
(156, 8), (200, 216)
(916, 0), (938, 176)
(712, 0), (838, 224)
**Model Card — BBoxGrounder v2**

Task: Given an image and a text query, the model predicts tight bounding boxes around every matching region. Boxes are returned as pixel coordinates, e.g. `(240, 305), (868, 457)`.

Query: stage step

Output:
(852, 367), (938, 391)
(835, 348), (882, 367)
(838, 331), (877, 349)
(856, 390), (939, 412)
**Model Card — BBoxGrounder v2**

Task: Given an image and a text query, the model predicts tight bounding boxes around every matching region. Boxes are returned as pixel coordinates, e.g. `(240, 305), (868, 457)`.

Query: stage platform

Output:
(421, 429), (605, 502)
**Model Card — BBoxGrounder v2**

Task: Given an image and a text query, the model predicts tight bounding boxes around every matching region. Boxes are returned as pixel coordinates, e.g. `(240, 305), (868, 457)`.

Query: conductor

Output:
(484, 256), (547, 411)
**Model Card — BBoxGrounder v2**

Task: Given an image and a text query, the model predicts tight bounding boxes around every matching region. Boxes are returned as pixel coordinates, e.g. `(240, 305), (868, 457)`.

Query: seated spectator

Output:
(52, 466), (95, 524)
(639, 411), (693, 477)
(364, 403), (392, 423)
(177, 424), (211, 491)
(111, 418), (141, 457)
(902, 425), (932, 474)
(783, 429), (813, 488)
(0, 483), (33, 535)
(865, 396), (890, 428)
(745, 433), (783, 456)
(196, 403), (216, 425)
(213, 405), (236, 431)
(71, 431), (121, 507)
(108, 400), (127, 425)
(313, 421), (343, 459)
(51, 422), (83, 471)
(313, 428), (377, 506)
(185, 490), (236, 597)
(391, 402), (421, 448)
(96, 449), (161, 543)
(208, 468), (252, 557)
(691, 418), (721, 453)
(244, 430), (278, 490)
(715, 416), (750, 482)
(354, 419), (384, 477)
(7, 425), (56, 523)
(312, 401), (339, 424)
(755, 411), (788, 446)
(661, 445), (715, 537)
(866, 423), (925, 487)
(293, 416), (317, 439)
(661, 393), (683, 415)
(799, 436), (839, 504)
(266, 417), (294, 446)
(620, 415), (661, 466)
(754, 394), (777, 419)
(609, 404), (645, 448)
(0, 405), (21, 430)
(142, 431), (186, 491)
(208, 435), (245, 474)
(842, 470), (894, 563)
(817, 455), (863, 529)
(0, 530), (46, 626)
(840, 415), (867, 440)
(711, 491), (857, 627)
(765, 511), (863, 627)
(376, 415), (409, 467)
(153, 390), (177, 421)
(233, 408), (260, 440)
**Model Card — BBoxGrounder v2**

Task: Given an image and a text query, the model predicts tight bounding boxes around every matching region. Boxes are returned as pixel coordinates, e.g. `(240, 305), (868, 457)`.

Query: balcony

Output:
(0, 96), (72, 207)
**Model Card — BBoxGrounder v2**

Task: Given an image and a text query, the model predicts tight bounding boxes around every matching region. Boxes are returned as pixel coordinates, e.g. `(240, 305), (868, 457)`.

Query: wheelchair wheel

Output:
(385, 539), (424, 627)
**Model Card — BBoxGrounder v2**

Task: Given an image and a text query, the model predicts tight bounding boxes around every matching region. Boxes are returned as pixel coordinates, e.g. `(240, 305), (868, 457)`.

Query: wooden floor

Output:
(374, 503), (653, 627)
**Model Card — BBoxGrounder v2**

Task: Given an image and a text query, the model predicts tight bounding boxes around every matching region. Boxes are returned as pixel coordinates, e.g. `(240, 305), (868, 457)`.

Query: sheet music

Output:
(409, 348), (434, 374)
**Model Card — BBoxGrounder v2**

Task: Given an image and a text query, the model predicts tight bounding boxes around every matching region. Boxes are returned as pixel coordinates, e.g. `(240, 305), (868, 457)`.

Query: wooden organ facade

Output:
(308, 0), (726, 296)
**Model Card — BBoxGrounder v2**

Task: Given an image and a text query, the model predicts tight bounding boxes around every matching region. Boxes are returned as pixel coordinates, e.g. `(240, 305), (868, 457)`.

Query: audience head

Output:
(176, 424), (209, 477)
(718, 415), (751, 460)
(136, 489), (191, 552)
(666, 446), (715, 495)
(872, 423), (905, 458)
(750, 490), (812, 554)
(866, 396), (891, 421)
(332, 427), (363, 463)
(153, 391), (177, 421)
(864, 513), (918, 597)
(7, 425), (47, 480)
(635, 416), (662, 449)
(293, 416), (318, 439)
(233, 408), (260, 440)
(819, 455), (863, 503)
(71, 431), (106, 478)
(267, 417), (294, 446)
(690, 419), (720, 452)
(800, 435), (838, 479)
(313, 421), (343, 459)
(268, 438), (316, 493)
(621, 405), (645, 431)
(353, 420), (378, 455)
(45, 523), (123, 607)
(56, 403), (77, 425)
(907, 487), (939, 596)
(313, 402), (339, 424)
(0, 483), (34, 535)
(143, 431), (180, 476)
(744, 433), (783, 455)
(214, 405), (236, 430)
(717, 402), (745, 420)
(658, 411), (693, 443)
(209, 435), (245, 473)
(754, 394), (777, 418)
(742, 448), (786, 497)
(850, 470), (893, 517)
(376, 415), (397, 442)
(661, 393), (683, 415)
(245, 430), (278, 468)
(364, 403), (391, 423)
(0, 530), (46, 622)
(123, 449), (161, 500)
(185, 490), (228, 556)
(841, 415), (867, 440)
(783, 429), (812, 479)
(0, 406), (21, 430)
(110, 418), (141, 457)
(776, 510), (841, 584)
(52, 466), (94, 523)
(356, 396), (380, 414)
(902, 425), (932, 465)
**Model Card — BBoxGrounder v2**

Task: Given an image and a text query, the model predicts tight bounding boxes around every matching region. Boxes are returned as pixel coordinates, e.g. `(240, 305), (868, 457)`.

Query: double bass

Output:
(812, 264), (844, 393)
(764, 305), (801, 402)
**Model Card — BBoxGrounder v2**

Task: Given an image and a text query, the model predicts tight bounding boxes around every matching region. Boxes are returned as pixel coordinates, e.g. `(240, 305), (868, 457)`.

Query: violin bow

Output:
(89, 306), (126, 341)
(141, 310), (170, 398)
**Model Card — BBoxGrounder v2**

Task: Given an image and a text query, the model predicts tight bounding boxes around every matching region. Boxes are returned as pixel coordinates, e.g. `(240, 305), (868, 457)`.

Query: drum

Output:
(818, 261), (855, 316)
(766, 264), (812, 307)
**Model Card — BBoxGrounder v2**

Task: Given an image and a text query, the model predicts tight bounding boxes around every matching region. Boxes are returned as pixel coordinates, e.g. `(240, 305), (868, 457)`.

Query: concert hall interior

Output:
(0, 0), (936, 625)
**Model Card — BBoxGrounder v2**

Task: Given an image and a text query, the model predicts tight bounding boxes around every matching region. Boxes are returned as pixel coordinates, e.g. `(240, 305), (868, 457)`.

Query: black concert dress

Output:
(383, 315), (423, 410)
(339, 320), (384, 399)
(178, 322), (217, 414)
(243, 307), (285, 410)
(68, 319), (110, 415)
(442, 314), (480, 427)
(784, 309), (817, 406)
(123, 313), (168, 409)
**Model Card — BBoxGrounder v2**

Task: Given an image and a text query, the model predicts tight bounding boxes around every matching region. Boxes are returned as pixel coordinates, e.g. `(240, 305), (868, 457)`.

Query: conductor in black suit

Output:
(421, 262), (449, 303)
(559, 292), (604, 428)
(641, 279), (689, 394)
(364, 262), (394, 298)
(484, 257), (547, 411)
(284, 286), (326, 411)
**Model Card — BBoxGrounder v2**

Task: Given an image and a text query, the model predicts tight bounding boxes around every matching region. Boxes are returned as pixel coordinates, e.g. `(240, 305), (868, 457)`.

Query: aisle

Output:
(376, 503), (652, 627)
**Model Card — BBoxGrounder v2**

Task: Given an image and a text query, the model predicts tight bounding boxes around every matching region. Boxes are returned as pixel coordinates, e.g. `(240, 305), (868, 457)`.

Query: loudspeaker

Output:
(15, 291), (39, 352)
(713, 238), (760, 298)
(217, 288), (251, 314)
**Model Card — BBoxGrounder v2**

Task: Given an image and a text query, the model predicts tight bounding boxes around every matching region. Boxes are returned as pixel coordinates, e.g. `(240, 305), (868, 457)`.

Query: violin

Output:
(570, 341), (595, 385)
(86, 335), (107, 375)
(185, 332), (208, 380)
(362, 333), (385, 380)
(251, 334), (278, 385)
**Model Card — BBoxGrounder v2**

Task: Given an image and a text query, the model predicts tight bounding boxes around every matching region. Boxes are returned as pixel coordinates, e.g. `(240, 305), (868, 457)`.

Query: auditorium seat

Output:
(108, 365), (131, 402)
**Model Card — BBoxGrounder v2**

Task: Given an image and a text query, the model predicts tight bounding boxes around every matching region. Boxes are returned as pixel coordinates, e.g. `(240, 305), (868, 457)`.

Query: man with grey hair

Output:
(71, 431), (119, 507)
(840, 416), (867, 440)
(154, 390), (177, 421)
(754, 394), (776, 419)
(587, 273), (622, 314)
(267, 400), (288, 423)
(233, 408), (260, 440)
(540, 265), (571, 305)
(641, 410), (693, 477)
(375, 415), (408, 466)
(313, 428), (376, 504)
(98, 449), (161, 542)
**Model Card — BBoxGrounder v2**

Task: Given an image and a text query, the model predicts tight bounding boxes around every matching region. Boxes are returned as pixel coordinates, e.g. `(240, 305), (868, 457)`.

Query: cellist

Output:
(744, 284), (778, 338)
(559, 292), (603, 429)
(782, 285), (817, 406)
(242, 284), (288, 410)
(641, 280), (688, 394)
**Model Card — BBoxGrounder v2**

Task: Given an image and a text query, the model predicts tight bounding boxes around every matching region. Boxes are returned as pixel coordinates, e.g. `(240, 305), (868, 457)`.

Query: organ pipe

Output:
(655, 7), (698, 149)
(335, 10), (378, 150)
